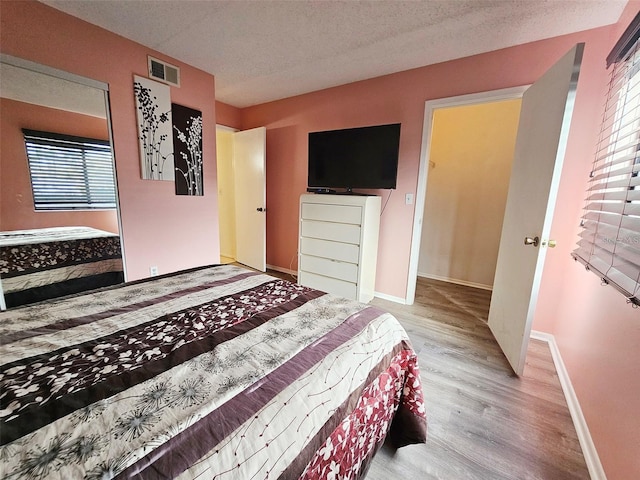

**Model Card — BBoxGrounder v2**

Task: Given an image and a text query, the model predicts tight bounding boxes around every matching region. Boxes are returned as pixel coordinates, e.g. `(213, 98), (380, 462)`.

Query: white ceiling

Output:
(42, 0), (626, 108)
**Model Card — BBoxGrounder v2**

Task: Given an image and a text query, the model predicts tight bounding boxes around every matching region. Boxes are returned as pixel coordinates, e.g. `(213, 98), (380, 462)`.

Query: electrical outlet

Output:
(150, 266), (159, 276)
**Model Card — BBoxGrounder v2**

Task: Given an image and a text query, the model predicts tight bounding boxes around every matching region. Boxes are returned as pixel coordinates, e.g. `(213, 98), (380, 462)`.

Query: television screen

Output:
(308, 123), (400, 190)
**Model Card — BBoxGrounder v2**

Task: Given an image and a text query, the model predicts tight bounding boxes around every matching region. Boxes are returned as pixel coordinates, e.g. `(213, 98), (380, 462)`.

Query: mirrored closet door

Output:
(0, 55), (125, 309)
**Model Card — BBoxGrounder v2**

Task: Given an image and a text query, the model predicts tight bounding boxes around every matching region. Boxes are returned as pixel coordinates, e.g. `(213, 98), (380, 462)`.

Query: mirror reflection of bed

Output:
(0, 58), (124, 309)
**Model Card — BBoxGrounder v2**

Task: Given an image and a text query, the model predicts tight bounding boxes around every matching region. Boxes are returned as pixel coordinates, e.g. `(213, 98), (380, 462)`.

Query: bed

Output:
(0, 226), (124, 309)
(0, 264), (426, 479)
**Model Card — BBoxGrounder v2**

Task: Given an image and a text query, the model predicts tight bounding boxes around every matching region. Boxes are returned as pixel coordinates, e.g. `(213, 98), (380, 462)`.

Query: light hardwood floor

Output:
(364, 277), (590, 480)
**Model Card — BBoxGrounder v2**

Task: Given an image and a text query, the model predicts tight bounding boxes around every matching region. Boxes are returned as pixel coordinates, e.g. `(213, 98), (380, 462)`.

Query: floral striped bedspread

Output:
(0, 265), (426, 479)
(0, 227), (123, 308)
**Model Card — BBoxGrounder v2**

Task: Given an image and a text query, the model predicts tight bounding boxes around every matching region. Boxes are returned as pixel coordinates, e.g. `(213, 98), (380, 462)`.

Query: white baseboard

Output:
(530, 330), (607, 480)
(417, 272), (493, 291)
(266, 264), (297, 277)
(374, 291), (407, 304)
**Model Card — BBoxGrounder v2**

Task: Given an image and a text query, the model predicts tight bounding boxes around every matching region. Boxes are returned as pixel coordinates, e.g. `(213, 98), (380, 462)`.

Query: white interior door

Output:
(233, 127), (266, 271)
(488, 44), (584, 375)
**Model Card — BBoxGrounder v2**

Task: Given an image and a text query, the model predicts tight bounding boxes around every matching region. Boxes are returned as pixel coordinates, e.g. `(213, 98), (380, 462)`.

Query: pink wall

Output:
(216, 100), (242, 129)
(0, 0), (219, 280)
(241, 7), (640, 477)
(536, 3), (640, 479)
(0, 98), (118, 233)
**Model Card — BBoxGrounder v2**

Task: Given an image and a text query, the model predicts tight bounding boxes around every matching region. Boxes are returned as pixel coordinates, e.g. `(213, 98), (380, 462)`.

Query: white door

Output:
(488, 44), (584, 375)
(233, 127), (266, 271)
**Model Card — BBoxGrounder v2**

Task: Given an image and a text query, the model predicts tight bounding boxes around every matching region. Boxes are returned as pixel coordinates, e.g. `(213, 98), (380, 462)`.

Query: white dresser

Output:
(298, 194), (381, 302)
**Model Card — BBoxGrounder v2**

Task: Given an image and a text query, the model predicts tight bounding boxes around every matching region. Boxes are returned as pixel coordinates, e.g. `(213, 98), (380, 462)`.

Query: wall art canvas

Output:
(172, 103), (203, 196)
(134, 75), (174, 181)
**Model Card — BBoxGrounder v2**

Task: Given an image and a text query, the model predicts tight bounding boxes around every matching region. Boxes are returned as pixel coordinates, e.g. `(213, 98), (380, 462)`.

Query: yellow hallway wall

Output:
(216, 128), (236, 259)
(418, 99), (522, 289)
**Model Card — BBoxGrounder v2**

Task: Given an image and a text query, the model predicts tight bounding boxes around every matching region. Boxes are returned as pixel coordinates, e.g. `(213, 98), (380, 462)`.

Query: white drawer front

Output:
(300, 237), (360, 264)
(301, 220), (361, 244)
(298, 271), (357, 300)
(300, 255), (358, 283)
(301, 203), (362, 225)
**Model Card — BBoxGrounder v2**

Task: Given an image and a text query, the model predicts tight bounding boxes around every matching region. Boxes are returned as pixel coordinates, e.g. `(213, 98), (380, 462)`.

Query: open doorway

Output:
(406, 86), (528, 305)
(216, 125), (237, 264)
(215, 125), (267, 271)
(417, 99), (522, 293)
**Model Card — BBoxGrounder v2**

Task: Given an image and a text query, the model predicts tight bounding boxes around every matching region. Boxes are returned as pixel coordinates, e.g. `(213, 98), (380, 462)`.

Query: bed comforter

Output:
(0, 226), (124, 308)
(0, 265), (426, 479)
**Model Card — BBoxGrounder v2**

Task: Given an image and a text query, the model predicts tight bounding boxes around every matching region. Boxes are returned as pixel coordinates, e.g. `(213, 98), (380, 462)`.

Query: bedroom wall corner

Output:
(0, 0), (220, 280)
(216, 100), (243, 130)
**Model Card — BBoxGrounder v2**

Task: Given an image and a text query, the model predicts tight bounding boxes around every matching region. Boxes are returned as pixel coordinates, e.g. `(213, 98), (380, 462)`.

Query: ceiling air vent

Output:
(148, 56), (180, 87)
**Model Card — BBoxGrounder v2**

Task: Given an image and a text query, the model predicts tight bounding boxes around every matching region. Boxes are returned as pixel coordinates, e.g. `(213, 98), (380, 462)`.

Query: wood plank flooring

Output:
(364, 277), (590, 480)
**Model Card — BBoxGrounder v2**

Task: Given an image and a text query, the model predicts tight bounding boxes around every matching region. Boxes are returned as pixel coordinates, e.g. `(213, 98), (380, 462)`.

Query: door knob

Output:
(524, 236), (539, 247)
(256, 207), (265, 212)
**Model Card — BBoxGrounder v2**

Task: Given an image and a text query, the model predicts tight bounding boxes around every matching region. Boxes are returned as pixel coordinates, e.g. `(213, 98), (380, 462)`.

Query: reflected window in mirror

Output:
(23, 129), (117, 211)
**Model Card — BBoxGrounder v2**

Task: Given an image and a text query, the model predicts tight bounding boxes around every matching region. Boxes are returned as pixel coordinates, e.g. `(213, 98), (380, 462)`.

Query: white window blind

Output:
(23, 129), (117, 210)
(572, 13), (640, 306)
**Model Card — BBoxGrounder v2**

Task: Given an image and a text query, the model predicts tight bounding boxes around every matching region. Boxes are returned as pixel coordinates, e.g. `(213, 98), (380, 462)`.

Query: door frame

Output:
(405, 86), (529, 305)
(216, 124), (239, 262)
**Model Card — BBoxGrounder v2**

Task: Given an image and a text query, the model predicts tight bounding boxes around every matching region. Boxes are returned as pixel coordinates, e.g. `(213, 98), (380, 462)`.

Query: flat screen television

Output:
(308, 123), (400, 191)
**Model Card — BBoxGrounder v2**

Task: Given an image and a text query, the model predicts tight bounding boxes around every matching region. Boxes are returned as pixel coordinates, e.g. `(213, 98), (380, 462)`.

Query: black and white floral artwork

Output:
(134, 75), (174, 181)
(172, 103), (203, 196)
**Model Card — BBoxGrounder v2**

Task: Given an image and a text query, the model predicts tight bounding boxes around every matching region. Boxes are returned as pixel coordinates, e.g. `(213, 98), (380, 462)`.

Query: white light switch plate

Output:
(405, 193), (414, 205)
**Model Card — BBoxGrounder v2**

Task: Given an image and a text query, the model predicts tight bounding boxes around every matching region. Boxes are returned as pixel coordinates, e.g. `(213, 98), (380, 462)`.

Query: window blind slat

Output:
(580, 221), (618, 239)
(586, 189), (640, 202)
(579, 233), (640, 266)
(587, 175), (640, 190)
(592, 149), (640, 173)
(583, 210), (640, 228)
(584, 202), (640, 216)
(582, 222), (640, 246)
(589, 167), (640, 183)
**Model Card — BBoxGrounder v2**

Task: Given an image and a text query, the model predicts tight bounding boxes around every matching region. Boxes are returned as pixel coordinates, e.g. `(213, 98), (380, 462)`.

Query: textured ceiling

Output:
(42, 0), (626, 108)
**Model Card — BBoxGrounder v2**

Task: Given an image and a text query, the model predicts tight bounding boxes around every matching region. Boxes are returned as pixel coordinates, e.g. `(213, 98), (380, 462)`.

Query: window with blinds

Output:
(23, 129), (117, 210)
(572, 13), (640, 306)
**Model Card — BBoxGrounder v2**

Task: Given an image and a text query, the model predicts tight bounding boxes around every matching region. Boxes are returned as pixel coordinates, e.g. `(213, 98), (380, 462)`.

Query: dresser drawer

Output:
(300, 237), (360, 264)
(298, 271), (357, 300)
(301, 220), (361, 244)
(299, 255), (358, 283)
(301, 203), (362, 224)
